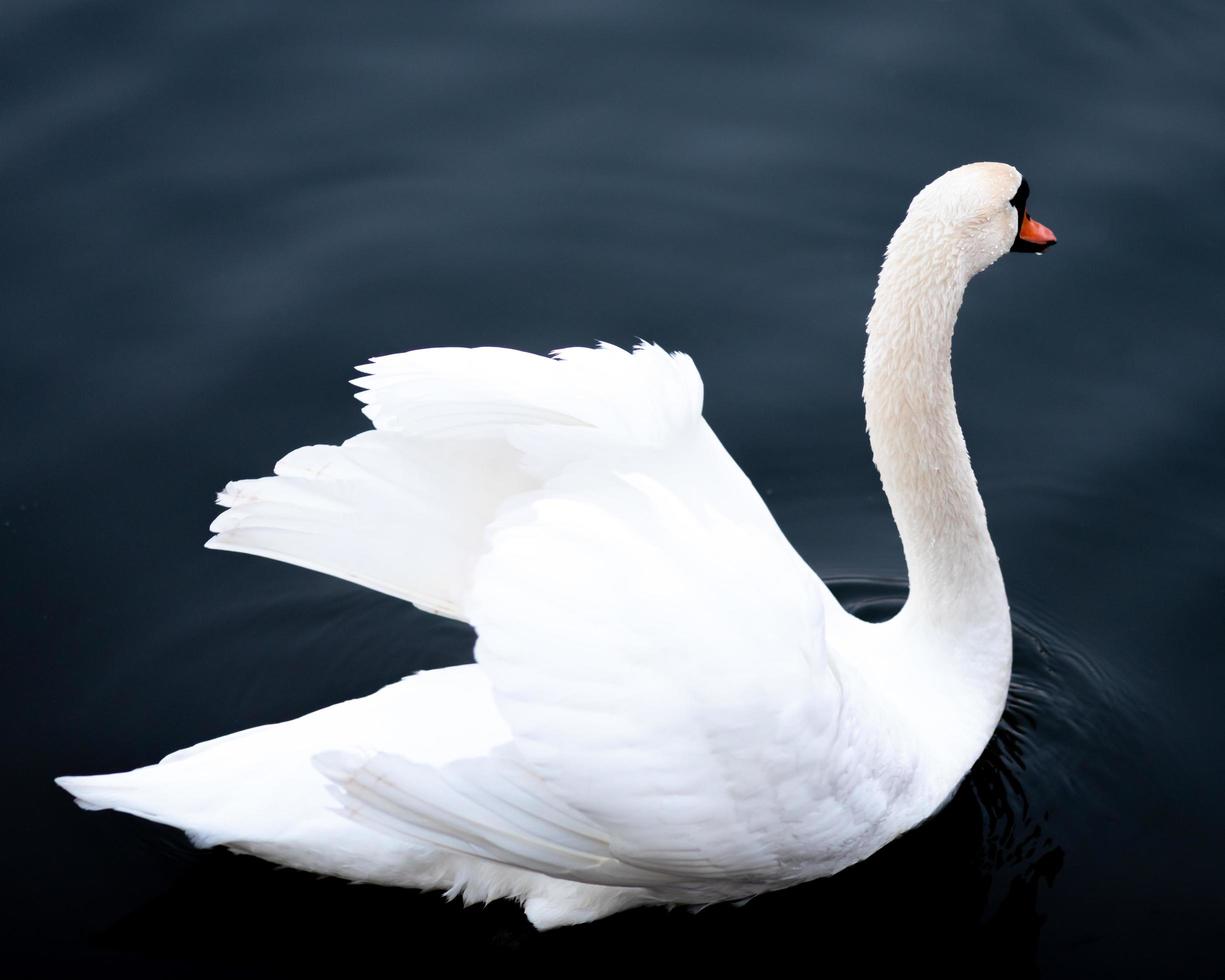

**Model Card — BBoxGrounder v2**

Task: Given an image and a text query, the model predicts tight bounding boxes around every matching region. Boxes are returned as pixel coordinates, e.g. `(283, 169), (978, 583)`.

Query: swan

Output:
(56, 162), (1056, 930)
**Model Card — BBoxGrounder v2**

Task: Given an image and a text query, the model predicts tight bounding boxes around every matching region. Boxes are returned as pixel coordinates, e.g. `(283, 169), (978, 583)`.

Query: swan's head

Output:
(904, 162), (1057, 278)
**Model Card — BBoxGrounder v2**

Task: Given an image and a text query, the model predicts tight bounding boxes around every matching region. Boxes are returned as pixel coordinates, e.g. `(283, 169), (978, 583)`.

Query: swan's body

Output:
(58, 163), (1054, 929)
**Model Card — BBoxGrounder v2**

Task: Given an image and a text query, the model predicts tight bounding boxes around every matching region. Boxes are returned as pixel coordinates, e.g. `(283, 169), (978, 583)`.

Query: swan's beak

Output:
(1011, 213), (1057, 253)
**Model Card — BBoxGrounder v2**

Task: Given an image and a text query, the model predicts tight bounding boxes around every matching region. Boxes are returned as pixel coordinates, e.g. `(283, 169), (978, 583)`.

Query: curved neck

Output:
(863, 224), (1007, 634)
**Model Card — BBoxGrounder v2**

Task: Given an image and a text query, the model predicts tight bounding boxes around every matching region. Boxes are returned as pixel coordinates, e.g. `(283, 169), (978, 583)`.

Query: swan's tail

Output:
(57, 773), (140, 812)
(56, 767), (232, 846)
(54, 666), (650, 927)
(53, 664), (512, 846)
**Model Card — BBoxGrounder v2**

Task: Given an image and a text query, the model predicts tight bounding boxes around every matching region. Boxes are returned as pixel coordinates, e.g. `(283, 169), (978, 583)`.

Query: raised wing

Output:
(216, 341), (851, 884)
(324, 418), (845, 885)
(463, 451), (839, 881)
(206, 343), (705, 622)
(207, 433), (529, 620)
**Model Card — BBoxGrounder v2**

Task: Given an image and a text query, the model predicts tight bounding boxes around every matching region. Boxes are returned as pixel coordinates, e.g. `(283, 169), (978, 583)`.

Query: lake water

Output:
(5, 1), (1224, 975)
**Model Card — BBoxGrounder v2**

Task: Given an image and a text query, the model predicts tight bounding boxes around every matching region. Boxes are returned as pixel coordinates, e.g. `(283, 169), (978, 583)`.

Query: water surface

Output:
(4, 2), (1224, 975)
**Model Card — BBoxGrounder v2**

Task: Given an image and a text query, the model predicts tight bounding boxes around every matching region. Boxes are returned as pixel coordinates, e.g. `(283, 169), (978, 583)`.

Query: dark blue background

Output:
(4, 2), (1223, 974)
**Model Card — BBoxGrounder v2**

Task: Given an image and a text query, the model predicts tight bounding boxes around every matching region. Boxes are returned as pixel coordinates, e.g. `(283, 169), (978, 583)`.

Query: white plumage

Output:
(58, 163), (1053, 929)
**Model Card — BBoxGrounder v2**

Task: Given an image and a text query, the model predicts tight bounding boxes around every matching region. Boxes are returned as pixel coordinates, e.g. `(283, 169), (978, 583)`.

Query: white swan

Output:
(57, 162), (1056, 929)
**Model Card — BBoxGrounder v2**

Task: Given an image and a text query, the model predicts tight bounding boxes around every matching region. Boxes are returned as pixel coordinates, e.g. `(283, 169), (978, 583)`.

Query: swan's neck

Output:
(863, 223), (1008, 642)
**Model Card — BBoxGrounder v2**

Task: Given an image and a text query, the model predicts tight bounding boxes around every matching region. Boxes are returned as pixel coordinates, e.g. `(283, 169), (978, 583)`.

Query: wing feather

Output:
(219, 342), (846, 885)
(316, 750), (675, 886)
(466, 459), (837, 880)
(319, 429), (841, 884)
(207, 343), (704, 621)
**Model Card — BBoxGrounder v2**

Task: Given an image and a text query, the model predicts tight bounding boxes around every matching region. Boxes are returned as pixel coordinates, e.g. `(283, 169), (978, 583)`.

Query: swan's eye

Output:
(1009, 178), (1030, 225)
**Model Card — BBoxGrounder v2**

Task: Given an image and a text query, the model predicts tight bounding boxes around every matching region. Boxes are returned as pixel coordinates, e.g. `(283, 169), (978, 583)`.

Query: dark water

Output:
(5, 1), (1224, 974)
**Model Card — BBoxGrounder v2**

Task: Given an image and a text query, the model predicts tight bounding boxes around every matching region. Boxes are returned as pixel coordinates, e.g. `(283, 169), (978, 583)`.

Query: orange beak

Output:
(1018, 212), (1057, 247)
